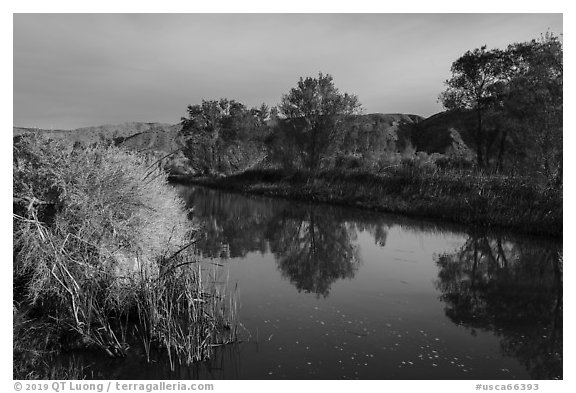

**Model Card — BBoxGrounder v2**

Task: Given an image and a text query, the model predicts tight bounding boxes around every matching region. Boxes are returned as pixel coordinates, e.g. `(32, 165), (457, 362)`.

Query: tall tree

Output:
(502, 33), (563, 181)
(279, 73), (362, 171)
(439, 46), (506, 168)
(180, 99), (269, 174)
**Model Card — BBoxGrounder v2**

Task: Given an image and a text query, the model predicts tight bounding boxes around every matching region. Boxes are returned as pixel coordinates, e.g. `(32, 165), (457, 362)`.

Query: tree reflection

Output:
(268, 208), (360, 298)
(177, 185), (276, 258)
(176, 186), (392, 297)
(435, 234), (562, 379)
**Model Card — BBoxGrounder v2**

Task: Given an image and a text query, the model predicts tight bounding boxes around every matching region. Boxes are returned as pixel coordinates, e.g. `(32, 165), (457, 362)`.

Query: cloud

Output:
(14, 13), (562, 129)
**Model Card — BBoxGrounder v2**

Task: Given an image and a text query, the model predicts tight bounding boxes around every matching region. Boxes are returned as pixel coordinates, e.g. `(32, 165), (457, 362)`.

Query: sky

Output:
(13, 13), (563, 129)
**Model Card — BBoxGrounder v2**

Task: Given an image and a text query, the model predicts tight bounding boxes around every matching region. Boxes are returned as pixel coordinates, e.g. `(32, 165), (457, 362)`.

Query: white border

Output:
(3, 2), (573, 392)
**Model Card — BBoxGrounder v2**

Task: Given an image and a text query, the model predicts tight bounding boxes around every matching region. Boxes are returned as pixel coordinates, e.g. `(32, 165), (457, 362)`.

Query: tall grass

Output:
(13, 135), (237, 378)
(135, 260), (238, 369)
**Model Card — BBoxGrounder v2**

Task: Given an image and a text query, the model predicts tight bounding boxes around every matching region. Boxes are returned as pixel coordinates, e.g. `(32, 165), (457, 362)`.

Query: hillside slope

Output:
(14, 112), (475, 173)
(403, 109), (475, 155)
(341, 113), (424, 154)
(14, 122), (181, 152)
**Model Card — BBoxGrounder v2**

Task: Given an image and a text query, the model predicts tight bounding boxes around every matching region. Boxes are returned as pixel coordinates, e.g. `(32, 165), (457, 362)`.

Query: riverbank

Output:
(171, 168), (562, 238)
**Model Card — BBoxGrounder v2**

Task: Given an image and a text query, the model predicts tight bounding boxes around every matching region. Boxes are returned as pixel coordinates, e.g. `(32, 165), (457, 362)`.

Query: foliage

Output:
(13, 135), (237, 376)
(439, 46), (507, 167)
(440, 33), (563, 178)
(14, 135), (190, 302)
(502, 33), (563, 181)
(277, 72), (362, 171)
(180, 99), (269, 175)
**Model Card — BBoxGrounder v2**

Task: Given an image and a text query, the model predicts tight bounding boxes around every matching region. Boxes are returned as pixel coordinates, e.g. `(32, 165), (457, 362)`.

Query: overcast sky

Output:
(13, 13), (562, 129)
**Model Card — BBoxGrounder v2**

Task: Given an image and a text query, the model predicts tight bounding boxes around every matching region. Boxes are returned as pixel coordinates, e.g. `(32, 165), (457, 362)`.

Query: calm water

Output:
(79, 184), (563, 380)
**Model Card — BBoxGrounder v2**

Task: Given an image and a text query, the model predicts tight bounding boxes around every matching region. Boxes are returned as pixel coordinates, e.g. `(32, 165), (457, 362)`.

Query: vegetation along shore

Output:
(170, 34), (562, 238)
(172, 165), (561, 238)
(13, 135), (237, 379)
(13, 33), (562, 377)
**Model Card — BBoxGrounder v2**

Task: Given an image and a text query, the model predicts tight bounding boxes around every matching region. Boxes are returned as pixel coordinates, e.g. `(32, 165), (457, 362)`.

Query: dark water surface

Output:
(78, 184), (563, 380)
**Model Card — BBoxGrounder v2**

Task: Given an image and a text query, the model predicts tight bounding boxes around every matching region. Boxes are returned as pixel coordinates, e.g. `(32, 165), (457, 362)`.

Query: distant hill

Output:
(13, 112), (475, 173)
(14, 122), (182, 153)
(339, 113), (424, 155)
(13, 121), (194, 175)
(306, 111), (472, 159)
(396, 110), (475, 158)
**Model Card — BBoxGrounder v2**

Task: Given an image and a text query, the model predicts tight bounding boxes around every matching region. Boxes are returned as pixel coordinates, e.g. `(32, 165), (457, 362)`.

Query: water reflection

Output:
(178, 186), (368, 297)
(174, 184), (562, 379)
(268, 210), (360, 297)
(435, 234), (562, 379)
(181, 187), (274, 259)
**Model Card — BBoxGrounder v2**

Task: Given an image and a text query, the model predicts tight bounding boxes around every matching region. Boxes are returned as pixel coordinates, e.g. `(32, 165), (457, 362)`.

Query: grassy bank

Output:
(13, 135), (237, 379)
(174, 167), (562, 238)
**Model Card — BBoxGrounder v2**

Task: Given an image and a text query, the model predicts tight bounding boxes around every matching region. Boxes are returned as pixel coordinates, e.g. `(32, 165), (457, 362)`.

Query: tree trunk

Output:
(476, 108), (484, 168)
(484, 128), (499, 171)
(496, 129), (508, 172)
(309, 125), (318, 172)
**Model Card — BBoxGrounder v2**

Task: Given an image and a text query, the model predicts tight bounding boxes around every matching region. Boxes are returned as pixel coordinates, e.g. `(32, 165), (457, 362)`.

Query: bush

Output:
(14, 135), (190, 302)
(13, 135), (237, 372)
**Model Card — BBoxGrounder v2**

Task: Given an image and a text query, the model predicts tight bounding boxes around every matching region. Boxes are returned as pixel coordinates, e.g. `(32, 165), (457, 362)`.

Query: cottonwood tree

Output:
(440, 35), (562, 177)
(439, 46), (506, 168)
(278, 73), (362, 172)
(502, 33), (563, 181)
(180, 99), (269, 174)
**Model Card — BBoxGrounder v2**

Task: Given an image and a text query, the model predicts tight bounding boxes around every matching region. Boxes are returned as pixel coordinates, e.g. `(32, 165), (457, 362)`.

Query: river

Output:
(78, 184), (563, 380)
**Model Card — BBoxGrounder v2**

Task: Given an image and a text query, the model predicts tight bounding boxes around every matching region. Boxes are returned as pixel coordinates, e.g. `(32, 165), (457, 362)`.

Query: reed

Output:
(13, 134), (238, 378)
(134, 253), (238, 370)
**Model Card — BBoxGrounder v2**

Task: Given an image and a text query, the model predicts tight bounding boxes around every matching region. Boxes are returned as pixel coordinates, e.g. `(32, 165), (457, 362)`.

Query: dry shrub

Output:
(14, 135), (190, 303)
(13, 135), (237, 367)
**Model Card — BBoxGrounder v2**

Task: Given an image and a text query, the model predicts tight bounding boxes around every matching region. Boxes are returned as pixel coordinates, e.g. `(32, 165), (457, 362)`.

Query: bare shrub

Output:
(14, 135), (237, 370)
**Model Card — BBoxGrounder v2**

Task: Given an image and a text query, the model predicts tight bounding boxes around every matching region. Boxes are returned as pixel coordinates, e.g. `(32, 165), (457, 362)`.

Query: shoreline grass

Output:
(171, 167), (562, 238)
(13, 135), (238, 379)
